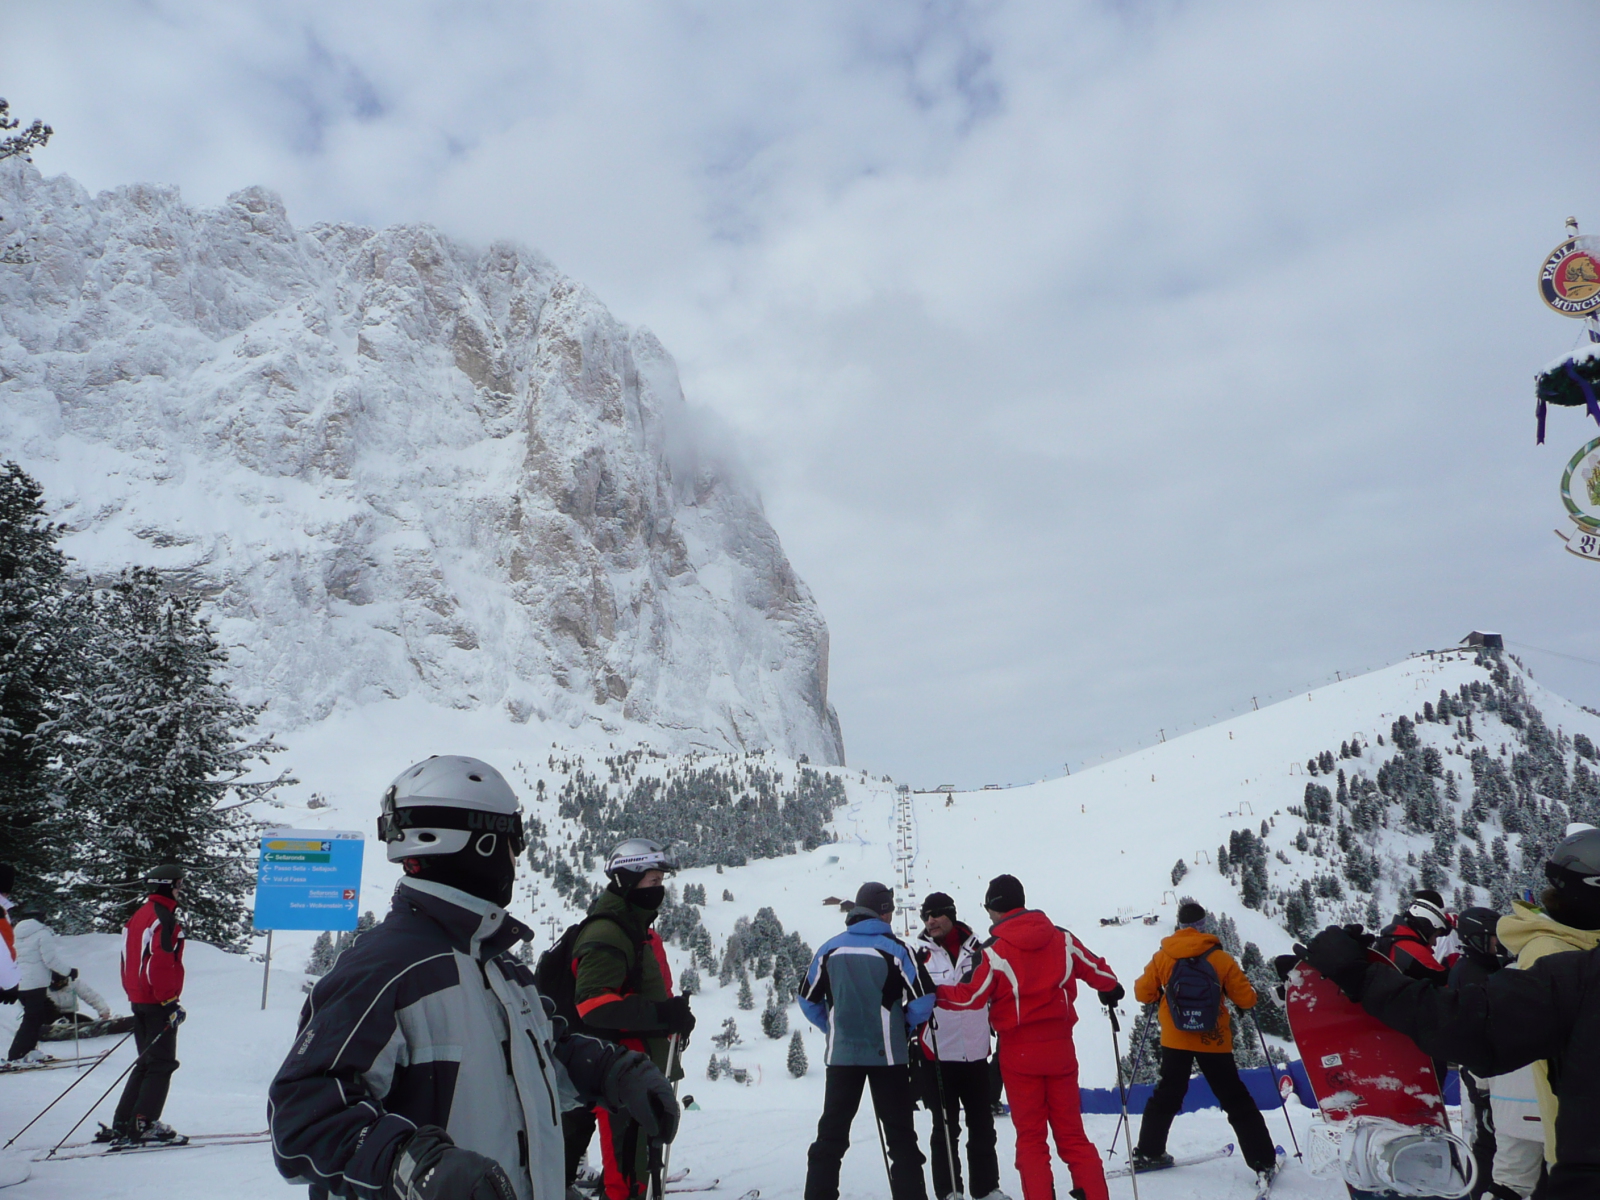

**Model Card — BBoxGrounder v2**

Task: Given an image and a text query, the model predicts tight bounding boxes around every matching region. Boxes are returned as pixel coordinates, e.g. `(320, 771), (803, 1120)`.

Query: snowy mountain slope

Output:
(0, 162), (843, 762)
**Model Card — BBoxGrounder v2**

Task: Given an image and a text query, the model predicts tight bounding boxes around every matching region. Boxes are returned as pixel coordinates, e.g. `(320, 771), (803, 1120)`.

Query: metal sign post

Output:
(253, 829), (364, 1011)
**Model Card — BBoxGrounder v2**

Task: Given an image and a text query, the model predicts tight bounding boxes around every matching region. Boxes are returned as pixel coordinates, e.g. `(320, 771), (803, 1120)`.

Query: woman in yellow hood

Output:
(1496, 825), (1600, 1168)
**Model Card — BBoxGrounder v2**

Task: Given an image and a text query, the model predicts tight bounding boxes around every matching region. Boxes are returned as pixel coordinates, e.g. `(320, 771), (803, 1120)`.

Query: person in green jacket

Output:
(567, 839), (695, 1200)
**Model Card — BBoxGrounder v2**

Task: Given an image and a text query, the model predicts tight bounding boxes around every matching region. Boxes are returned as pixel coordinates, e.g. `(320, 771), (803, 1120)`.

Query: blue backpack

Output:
(1166, 947), (1223, 1033)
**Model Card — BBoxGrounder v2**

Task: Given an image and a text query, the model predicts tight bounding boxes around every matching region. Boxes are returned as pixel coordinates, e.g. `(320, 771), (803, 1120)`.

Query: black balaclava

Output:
(406, 830), (516, 908)
(609, 870), (665, 912)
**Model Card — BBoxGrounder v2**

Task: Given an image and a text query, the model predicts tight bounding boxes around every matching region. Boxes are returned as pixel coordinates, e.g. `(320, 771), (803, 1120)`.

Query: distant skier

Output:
(914, 891), (1004, 1200)
(1375, 890), (1452, 985)
(47, 969), (114, 1026)
(109, 863), (187, 1144)
(936, 875), (1121, 1200)
(799, 881), (934, 1200)
(1446, 907), (1512, 1199)
(563, 839), (694, 1200)
(269, 756), (678, 1200)
(6, 908), (81, 1061)
(1129, 902), (1278, 1188)
(0, 863), (18, 1008)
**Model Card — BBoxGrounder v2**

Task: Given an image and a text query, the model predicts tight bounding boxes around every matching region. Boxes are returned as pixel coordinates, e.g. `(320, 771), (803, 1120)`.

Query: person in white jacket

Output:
(48, 971), (113, 1023)
(914, 892), (1006, 1200)
(6, 910), (76, 1061)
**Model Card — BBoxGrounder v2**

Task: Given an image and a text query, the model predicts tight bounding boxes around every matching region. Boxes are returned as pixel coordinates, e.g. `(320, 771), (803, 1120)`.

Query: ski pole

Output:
(1106, 1004), (1155, 1157)
(1106, 1005), (1141, 1200)
(653, 1034), (681, 1200)
(72, 981), (80, 1068)
(1248, 1014), (1302, 1161)
(47, 1013), (178, 1158)
(3, 1031), (134, 1149)
(926, 1016), (960, 1199)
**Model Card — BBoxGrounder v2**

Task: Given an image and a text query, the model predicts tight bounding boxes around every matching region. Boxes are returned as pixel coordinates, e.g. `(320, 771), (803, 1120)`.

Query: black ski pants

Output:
(6, 989), (58, 1060)
(918, 1058), (999, 1200)
(112, 1004), (179, 1131)
(563, 1105), (597, 1185)
(805, 1064), (927, 1200)
(1136, 1047), (1276, 1173)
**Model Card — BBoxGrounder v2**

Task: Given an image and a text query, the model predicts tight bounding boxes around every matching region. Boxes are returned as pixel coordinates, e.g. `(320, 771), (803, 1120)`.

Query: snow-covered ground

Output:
(5, 647), (1572, 1197)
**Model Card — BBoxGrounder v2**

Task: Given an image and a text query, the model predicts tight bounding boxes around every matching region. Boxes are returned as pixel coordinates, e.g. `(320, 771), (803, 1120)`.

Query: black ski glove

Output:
(0, 987), (17, 1005)
(1097, 983), (1125, 1008)
(390, 1126), (515, 1200)
(1303, 925), (1375, 1002)
(603, 1050), (680, 1143)
(654, 995), (696, 1038)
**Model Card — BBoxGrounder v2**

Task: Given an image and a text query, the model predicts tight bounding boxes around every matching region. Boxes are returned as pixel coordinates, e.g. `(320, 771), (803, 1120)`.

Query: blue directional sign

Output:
(253, 829), (365, 932)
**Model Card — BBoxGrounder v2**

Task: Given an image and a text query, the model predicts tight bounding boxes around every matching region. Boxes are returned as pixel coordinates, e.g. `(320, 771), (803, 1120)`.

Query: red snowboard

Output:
(1284, 952), (1448, 1129)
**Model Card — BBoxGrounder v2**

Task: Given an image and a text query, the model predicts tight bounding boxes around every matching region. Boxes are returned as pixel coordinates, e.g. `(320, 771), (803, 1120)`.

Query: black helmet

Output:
(147, 863), (185, 886)
(1455, 906), (1502, 961)
(1545, 825), (1600, 926)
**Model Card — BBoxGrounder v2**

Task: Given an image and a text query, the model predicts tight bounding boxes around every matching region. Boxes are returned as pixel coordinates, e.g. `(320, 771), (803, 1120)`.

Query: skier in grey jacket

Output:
(269, 757), (678, 1200)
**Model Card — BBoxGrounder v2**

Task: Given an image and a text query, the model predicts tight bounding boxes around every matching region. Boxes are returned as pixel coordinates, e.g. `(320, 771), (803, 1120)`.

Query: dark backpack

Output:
(1165, 947), (1223, 1033)
(533, 914), (643, 1038)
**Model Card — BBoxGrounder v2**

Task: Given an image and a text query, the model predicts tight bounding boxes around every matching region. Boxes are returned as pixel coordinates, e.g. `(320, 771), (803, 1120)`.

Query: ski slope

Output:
(6, 648), (1578, 1198)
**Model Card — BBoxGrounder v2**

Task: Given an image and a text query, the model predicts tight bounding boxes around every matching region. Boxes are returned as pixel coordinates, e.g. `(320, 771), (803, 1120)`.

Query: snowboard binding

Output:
(1307, 1116), (1476, 1198)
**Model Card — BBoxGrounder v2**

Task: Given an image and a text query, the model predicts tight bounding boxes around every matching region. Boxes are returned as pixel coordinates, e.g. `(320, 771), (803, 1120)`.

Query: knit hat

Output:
(855, 881), (894, 916)
(1177, 901), (1207, 929)
(920, 891), (957, 920)
(984, 874), (1025, 913)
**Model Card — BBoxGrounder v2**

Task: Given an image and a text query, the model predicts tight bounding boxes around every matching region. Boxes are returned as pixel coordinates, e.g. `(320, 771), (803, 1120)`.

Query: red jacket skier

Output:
(110, 864), (187, 1144)
(937, 875), (1122, 1200)
(1377, 891), (1452, 985)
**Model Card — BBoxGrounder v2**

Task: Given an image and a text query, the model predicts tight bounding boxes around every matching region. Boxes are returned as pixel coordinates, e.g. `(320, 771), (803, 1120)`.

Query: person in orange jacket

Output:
(1130, 902), (1277, 1186)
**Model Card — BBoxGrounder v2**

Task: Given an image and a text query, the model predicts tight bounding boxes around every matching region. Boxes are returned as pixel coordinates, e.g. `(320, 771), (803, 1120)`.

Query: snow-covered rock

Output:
(0, 163), (843, 762)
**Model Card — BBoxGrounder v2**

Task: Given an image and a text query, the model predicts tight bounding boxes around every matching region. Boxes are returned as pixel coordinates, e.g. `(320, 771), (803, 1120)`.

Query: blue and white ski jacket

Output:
(799, 910), (935, 1067)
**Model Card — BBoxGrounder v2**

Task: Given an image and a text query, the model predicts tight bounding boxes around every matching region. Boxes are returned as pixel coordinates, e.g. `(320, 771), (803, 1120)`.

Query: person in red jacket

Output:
(936, 875), (1123, 1200)
(109, 863), (187, 1144)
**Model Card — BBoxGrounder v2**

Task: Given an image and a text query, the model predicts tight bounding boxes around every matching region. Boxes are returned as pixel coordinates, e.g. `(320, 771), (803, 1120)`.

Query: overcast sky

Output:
(11, 2), (1600, 785)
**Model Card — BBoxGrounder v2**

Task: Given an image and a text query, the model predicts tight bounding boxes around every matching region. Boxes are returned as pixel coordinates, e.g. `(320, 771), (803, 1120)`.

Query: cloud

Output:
(9, 0), (1600, 783)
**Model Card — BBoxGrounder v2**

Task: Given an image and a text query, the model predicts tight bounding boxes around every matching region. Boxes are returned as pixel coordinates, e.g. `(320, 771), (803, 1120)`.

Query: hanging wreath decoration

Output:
(1534, 347), (1600, 445)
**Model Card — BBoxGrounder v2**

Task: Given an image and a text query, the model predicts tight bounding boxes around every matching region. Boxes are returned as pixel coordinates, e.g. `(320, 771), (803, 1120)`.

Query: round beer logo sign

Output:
(1540, 236), (1600, 316)
(1560, 437), (1600, 533)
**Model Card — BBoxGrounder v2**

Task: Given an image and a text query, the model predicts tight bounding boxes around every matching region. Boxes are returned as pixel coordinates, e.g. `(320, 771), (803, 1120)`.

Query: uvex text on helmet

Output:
(378, 756), (525, 863)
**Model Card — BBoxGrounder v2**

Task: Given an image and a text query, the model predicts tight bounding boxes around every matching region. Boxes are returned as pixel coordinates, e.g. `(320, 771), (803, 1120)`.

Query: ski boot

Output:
(1129, 1148), (1175, 1173)
(121, 1118), (182, 1145)
(92, 1123), (122, 1144)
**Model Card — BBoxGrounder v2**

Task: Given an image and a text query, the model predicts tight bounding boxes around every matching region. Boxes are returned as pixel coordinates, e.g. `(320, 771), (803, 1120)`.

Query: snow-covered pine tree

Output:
(706, 1055), (721, 1081)
(306, 931), (337, 975)
(761, 1001), (788, 1039)
(1170, 858), (1188, 886)
(55, 568), (291, 946)
(0, 462), (78, 899)
(787, 1029), (807, 1077)
(737, 971), (755, 1010)
(680, 965), (701, 996)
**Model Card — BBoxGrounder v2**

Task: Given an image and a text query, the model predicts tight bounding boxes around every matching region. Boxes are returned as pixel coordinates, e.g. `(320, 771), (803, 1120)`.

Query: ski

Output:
(50, 1128), (270, 1152)
(664, 1180), (718, 1193)
(0, 1052), (110, 1075)
(1104, 1143), (1234, 1179)
(1253, 1148), (1287, 1198)
(39, 1134), (270, 1161)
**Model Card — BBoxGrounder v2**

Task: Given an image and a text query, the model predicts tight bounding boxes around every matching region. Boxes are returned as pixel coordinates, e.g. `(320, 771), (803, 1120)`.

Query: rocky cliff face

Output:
(0, 164), (844, 763)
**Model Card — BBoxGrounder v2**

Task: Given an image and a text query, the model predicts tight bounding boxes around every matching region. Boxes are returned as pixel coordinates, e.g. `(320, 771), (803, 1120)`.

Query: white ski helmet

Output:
(604, 838), (679, 885)
(377, 756), (524, 862)
(1405, 895), (1451, 939)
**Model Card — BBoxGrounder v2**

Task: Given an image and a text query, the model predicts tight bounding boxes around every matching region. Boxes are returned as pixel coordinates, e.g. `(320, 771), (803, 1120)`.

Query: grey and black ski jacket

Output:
(268, 878), (628, 1200)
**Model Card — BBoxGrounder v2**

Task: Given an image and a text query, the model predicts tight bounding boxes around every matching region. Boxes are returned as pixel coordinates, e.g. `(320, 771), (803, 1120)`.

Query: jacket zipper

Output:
(525, 1029), (560, 1126)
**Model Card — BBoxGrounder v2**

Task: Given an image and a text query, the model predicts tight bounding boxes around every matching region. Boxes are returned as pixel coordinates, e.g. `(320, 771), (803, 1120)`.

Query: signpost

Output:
(253, 829), (364, 1009)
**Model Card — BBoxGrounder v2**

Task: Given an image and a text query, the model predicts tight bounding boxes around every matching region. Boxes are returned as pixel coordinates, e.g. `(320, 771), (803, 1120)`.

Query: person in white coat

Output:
(48, 971), (113, 1023)
(914, 892), (1005, 1200)
(6, 909), (75, 1061)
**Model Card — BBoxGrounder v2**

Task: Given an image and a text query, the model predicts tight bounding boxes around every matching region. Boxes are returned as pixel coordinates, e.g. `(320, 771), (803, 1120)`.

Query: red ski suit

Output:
(121, 893), (185, 1005)
(937, 909), (1119, 1200)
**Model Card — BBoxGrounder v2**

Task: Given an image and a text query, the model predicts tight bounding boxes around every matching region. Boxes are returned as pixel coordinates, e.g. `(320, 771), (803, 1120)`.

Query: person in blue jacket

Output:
(799, 881), (936, 1200)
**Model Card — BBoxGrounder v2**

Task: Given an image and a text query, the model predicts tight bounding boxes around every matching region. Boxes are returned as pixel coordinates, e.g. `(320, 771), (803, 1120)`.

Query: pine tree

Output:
(737, 971), (755, 1010)
(761, 1002), (789, 1039)
(712, 1017), (741, 1049)
(54, 569), (291, 946)
(1170, 858), (1188, 886)
(0, 462), (77, 900)
(679, 965), (700, 996)
(706, 1055), (721, 1081)
(306, 931), (337, 975)
(787, 1029), (808, 1077)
